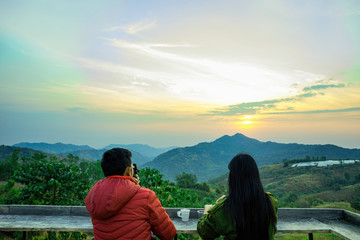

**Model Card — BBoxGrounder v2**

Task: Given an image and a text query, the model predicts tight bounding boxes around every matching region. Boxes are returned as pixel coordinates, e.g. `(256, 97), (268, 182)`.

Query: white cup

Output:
(177, 208), (190, 221)
(197, 210), (204, 218)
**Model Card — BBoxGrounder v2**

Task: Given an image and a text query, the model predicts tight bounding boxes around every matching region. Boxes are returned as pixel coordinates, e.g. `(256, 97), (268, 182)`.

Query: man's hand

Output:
(134, 174), (141, 185)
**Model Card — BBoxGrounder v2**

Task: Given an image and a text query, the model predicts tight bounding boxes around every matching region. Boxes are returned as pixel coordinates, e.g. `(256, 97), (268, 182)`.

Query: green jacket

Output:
(197, 193), (278, 240)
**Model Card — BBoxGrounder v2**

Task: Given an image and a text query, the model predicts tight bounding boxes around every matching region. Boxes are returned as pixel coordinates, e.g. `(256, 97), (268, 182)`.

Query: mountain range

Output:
(7, 134), (360, 182)
(0, 145), (45, 160)
(144, 133), (360, 181)
(11, 142), (177, 166)
(13, 142), (92, 154)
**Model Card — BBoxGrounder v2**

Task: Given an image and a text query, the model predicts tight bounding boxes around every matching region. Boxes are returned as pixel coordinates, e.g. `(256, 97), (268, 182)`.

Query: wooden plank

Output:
(0, 206), (359, 239)
(343, 210), (360, 226)
(0, 206), (9, 215)
(165, 208), (203, 219)
(278, 208), (343, 220)
(0, 215), (93, 232)
(9, 205), (71, 216)
(70, 206), (90, 217)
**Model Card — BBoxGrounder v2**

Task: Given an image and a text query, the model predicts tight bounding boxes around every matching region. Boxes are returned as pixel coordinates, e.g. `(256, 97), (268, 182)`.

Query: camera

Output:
(133, 163), (139, 177)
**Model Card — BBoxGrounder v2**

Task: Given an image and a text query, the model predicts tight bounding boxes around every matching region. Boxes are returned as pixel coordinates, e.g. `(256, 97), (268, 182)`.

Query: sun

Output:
(235, 115), (256, 128)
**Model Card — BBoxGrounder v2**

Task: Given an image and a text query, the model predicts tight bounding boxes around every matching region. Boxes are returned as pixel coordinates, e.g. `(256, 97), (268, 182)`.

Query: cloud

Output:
(265, 107), (360, 115)
(105, 20), (156, 35)
(102, 38), (328, 104)
(303, 83), (345, 91)
(148, 44), (196, 48)
(107, 39), (200, 64)
(202, 92), (323, 116)
(202, 98), (291, 116)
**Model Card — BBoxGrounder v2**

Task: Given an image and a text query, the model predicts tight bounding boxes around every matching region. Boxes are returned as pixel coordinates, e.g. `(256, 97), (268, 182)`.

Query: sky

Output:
(0, 0), (359, 149)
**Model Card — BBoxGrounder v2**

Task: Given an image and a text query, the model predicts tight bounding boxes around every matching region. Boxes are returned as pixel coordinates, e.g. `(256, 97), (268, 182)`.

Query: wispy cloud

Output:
(202, 92), (321, 116)
(105, 20), (156, 34)
(265, 107), (360, 115)
(303, 83), (345, 91)
(149, 43), (196, 48)
(202, 77), (358, 117)
(106, 39), (200, 64)
(101, 38), (328, 104)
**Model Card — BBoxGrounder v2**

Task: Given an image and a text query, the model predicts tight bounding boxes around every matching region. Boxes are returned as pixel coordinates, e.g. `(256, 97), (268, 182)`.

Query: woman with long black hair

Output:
(197, 153), (278, 240)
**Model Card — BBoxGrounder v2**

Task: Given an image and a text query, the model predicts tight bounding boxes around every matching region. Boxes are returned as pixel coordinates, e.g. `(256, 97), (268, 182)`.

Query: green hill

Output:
(104, 144), (177, 158)
(12, 142), (175, 166)
(63, 148), (152, 166)
(0, 145), (45, 161)
(144, 133), (360, 181)
(13, 142), (92, 154)
(209, 161), (360, 210)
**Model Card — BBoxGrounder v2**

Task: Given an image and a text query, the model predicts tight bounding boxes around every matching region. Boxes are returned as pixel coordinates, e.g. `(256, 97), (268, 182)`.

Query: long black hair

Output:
(224, 153), (276, 240)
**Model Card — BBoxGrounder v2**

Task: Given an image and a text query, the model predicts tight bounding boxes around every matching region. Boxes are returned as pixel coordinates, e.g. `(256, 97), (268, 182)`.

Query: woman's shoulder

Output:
(266, 192), (279, 210)
(266, 192), (277, 200)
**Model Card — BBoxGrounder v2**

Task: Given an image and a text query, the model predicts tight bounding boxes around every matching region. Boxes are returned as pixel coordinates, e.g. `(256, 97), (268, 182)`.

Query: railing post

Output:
(308, 233), (313, 240)
(22, 231), (27, 240)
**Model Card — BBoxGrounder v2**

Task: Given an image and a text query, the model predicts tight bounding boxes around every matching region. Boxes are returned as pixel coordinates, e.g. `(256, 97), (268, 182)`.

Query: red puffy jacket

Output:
(85, 176), (176, 240)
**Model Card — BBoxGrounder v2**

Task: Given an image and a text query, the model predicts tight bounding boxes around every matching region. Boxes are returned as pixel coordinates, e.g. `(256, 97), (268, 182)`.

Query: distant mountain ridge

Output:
(13, 142), (92, 154)
(11, 142), (177, 166)
(0, 145), (45, 161)
(104, 144), (177, 158)
(62, 148), (151, 166)
(144, 133), (360, 182)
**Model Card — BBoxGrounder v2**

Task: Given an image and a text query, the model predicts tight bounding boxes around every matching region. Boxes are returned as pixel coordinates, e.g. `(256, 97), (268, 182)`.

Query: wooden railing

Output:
(0, 205), (359, 239)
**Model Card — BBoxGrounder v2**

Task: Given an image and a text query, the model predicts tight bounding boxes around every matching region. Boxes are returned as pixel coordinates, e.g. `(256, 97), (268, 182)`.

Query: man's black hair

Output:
(101, 148), (132, 177)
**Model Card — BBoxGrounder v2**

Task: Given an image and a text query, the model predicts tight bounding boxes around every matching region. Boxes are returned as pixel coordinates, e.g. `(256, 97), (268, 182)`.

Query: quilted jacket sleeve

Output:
(148, 190), (177, 240)
(197, 213), (221, 240)
(197, 197), (238, 240)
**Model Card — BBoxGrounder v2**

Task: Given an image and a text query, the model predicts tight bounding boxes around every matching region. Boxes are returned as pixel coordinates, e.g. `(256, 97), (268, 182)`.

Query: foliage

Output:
(139, 167), (201, 207)
(176, 172), (198, 188)
(0, 179), (21, 204)
(195, 182), (210, 192)
(208, 161), (360, 212)
(350, 187), (360, 211)
(44, 231), (88, 240)
(0, 149), (20, 180)
(79, 160), (104, 185)
(138, 167), (219, 208)
(11, 153), (90, 205)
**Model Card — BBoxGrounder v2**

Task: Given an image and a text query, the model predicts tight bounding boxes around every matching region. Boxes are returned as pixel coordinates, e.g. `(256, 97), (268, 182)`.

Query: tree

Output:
(138, 167), (201, 208)
(80, 160), (104, 185)
(344, 172), (351, 181)
(0, 179), (21, 204)
(284, 192), (298, 206)
(355, 173), (360, 182)
(139, 167), (167, 188)
(175, 172), (198, 188)
(196, 182), (210, 192)
(12, 154), (90, 205)
(0, 149), (20, 180)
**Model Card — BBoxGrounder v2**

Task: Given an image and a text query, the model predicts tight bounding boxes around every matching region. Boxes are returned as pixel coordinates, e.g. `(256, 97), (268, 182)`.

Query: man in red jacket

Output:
(85, 148), (177, 240)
